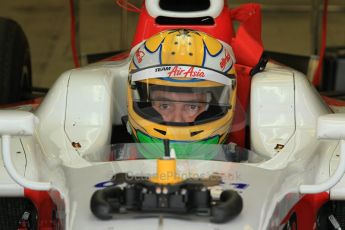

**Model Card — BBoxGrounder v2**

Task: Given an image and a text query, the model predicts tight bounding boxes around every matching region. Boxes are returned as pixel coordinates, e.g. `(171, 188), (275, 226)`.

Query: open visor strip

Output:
(131, 65), (234, 86)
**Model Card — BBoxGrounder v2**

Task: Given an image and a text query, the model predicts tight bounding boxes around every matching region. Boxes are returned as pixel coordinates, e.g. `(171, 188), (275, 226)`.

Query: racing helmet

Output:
(127, 29), (237, 158)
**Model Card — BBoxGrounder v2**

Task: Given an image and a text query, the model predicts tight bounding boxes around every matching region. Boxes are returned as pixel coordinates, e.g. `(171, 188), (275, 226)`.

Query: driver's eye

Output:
(184, 103), (203, 115)
(188, 104), (199, 110)
(159, 103), (170, 110)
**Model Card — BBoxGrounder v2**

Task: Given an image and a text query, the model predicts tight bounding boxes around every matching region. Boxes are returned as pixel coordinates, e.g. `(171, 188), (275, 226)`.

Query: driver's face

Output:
(151, 90), (207, 123)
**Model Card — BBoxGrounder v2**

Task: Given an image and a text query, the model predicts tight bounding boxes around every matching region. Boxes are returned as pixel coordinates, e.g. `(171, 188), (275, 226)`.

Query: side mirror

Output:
(0, 110), (37, 135)
(0, 110), (51, 190)
(300, 113), (345, 194)
(317, 113), (345, 140)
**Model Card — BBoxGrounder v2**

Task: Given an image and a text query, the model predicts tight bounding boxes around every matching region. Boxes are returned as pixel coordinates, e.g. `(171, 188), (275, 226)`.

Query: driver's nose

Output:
(170, 108), (184, 123)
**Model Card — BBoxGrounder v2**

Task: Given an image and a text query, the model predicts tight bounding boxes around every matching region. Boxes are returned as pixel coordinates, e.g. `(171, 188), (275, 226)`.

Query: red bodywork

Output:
(280, 193), (329, 229)
(24, 189), (56, 230)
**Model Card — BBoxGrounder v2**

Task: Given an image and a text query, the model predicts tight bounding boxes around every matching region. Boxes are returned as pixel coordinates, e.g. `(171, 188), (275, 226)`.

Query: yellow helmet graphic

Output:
(127, 29), (237, 158)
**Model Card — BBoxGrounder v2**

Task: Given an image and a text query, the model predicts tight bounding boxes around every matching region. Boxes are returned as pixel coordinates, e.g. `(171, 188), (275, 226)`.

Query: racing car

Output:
(1, 0), (345, 229)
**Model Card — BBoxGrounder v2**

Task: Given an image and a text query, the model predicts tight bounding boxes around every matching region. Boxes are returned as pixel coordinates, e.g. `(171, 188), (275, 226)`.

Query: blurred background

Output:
(0, 0), (344, 90)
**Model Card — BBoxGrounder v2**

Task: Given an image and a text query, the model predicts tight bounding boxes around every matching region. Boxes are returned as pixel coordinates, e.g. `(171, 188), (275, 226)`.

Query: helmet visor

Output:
(129, 65), (235, 126)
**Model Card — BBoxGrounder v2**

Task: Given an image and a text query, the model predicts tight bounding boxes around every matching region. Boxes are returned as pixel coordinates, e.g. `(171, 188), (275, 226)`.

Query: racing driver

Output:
(126, 29), (237, 158)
